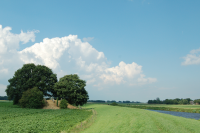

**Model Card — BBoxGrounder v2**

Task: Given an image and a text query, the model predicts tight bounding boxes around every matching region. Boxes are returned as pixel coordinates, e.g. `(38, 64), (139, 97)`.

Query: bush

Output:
(60, 99), (68, 109)
(19, 87), (45, 109)
(57, 97), (58, 107)
(110, 102), (118, 106)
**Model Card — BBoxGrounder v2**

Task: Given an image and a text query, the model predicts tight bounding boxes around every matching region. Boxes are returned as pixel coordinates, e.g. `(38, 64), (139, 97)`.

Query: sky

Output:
(0, 0), (200, 102)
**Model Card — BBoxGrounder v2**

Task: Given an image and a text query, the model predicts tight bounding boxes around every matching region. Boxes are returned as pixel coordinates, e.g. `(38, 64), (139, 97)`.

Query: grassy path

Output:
(82, 104), (200, 133)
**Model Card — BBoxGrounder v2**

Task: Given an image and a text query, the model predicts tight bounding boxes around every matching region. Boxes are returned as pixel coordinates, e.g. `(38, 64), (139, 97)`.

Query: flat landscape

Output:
(1, 101), (200, 133)
(82, 104), (200, 133)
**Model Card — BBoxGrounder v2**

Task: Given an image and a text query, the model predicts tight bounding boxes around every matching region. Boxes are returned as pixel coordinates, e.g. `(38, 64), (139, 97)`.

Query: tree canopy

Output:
(5, 63), (58, 104)
(54, 74), (89, 106)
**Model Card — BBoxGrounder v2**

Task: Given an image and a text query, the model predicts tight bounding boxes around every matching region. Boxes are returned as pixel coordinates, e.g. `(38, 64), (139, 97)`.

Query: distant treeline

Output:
(88, 100), (141, 103)
(148, 98), (200, 104)
(0, 96), (8, 100)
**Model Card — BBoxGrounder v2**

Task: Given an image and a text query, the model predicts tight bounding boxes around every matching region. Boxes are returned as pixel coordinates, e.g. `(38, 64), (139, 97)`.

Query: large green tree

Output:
(5, 63), (58, 104)
(54, 74), (89, 106)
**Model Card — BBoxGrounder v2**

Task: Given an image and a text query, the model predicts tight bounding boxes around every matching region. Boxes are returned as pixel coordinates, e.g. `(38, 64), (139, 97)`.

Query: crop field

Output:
(0, 101), (92, 133)
(82, 104), (200, 133)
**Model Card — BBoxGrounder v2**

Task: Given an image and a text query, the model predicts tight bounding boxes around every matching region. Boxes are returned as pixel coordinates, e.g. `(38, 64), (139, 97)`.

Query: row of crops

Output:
(117, 104), (200, 113)
(0, 101), (92, 133)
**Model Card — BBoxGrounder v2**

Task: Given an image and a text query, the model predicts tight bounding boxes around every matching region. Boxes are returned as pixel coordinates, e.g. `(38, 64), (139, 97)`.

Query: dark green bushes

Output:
(60, 99), (68, 109)
(110, 102), (118, 106)
(194, 99), (200, 104)
(19, 87), (45, 109)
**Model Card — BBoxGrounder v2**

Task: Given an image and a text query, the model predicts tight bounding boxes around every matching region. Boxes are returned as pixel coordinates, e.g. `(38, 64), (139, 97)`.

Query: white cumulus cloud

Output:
(0, 25), (39, 92)
(182, 48), (200, 65)
(0, 25), (157, 95)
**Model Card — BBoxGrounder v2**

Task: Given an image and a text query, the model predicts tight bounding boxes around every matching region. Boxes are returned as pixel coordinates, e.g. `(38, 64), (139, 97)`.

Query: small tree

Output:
(110, 102), (118, 106)
(60, 99), (68, 109)
(54, 74), (89, 106)
(19, 87), (45, 109)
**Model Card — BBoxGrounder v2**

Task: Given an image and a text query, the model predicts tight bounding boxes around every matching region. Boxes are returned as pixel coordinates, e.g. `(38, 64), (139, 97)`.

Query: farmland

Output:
(82, 104), (200, 133)
(0, 101), (92, 133)
(2, 100), (200, 133)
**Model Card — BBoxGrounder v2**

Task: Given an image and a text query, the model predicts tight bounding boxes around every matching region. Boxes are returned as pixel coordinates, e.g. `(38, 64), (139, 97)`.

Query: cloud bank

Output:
(182, 48), (200, 65)
(0, 25), (157, 95)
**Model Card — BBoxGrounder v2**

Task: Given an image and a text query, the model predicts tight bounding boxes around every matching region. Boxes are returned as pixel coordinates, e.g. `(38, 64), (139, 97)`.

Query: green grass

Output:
(0, 102), (92, 133)
(81, 104), (200, 133)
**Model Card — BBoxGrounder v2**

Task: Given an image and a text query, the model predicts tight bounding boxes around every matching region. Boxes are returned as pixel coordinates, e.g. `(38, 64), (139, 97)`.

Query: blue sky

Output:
(0, 0), (200, 102)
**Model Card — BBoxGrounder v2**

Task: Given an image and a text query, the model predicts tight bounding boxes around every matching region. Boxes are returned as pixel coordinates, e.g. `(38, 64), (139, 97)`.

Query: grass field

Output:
(0, 101), (92, 133)
(81, 104), (200, 133)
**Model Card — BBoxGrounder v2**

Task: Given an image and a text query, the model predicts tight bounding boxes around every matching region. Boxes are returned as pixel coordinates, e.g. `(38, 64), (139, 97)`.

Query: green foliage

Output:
(60, 99), (68, 109)
(5, 63), (58, 104)
(54, 74), (89, 106)
(148, 97), (192, 105)
(194, 99), (200, 104)
(0, 102), (92, 132)
(110, 102), (118, 106)
(19, 87), (44, 109)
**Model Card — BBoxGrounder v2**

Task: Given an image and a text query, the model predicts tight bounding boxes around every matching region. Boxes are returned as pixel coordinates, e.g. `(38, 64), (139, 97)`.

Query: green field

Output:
(0, 101), (92, 133)
(2, 101), (200, 133)
(82, 104), (200, 133)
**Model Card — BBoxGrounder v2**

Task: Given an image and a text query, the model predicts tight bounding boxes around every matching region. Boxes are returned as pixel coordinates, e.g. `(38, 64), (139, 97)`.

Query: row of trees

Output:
(0, 96), (8, 100)
(118, 101), (140, 103)
(87, 100), (141, 103)
(5, 63), (89, 108)
(194, 99), (200, 104)
(87, 100), (117, 103)
(88, 100), (106, 103)
(147, 97), (196, 104)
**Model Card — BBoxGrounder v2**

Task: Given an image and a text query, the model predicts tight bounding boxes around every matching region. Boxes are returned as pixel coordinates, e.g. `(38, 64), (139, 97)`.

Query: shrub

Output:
(60, 99), (68, 109)
(110, 102), (118, 106)
(57, 97), (58, 107)
(19, 87), (45, 109)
